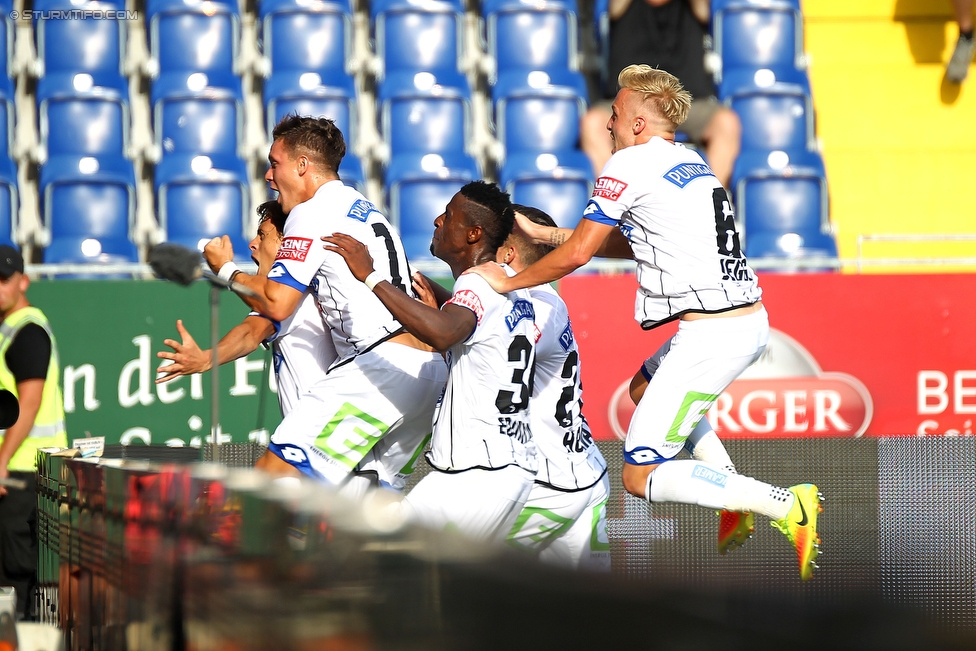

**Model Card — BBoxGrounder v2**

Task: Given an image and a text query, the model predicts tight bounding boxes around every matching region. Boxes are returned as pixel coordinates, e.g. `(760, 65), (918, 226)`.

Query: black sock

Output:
(961, 29), (974, 41)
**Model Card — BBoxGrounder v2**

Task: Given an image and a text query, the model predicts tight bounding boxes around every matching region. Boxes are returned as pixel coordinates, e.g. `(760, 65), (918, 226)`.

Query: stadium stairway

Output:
(804, 0), (976, 272)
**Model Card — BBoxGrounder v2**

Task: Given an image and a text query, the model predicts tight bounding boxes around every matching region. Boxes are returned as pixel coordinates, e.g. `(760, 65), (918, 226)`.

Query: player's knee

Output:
(622, 462), (654, 499)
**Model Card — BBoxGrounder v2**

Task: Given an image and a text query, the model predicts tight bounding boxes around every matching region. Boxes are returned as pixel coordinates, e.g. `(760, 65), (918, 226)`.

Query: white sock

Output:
(647, 460), (793, 521)
(685, 427), (736, 475)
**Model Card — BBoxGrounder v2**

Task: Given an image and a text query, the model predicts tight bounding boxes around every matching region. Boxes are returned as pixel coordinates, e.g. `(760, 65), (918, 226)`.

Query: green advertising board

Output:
(29, 279), (284, 447)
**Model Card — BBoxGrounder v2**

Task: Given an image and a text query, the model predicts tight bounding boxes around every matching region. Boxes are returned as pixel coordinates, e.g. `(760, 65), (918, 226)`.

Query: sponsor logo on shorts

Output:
(593, 176), (627, 200)
(347, 198), (379, 222)
(505, 298), (535, 332)
(447, 289), (484, 324)
(276, 237), (313, 262)
(558, 321), (574, 352)
(663, 162), (714, 188)
(692, 464), (728, 486)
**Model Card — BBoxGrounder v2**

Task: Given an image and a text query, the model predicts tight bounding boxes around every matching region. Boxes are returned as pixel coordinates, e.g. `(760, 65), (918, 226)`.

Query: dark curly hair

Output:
(256, 200), (286, 236)
(271, 114), (346, 173)
(458, 181), (515, 252)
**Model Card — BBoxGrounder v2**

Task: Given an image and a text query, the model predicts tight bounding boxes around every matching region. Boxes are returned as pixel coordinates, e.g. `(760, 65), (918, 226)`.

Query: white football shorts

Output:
(404, 465), (535, 542)
(624, 307), (769, 466)
(268, 341), (446, 485)
(507, 473), (611, 572)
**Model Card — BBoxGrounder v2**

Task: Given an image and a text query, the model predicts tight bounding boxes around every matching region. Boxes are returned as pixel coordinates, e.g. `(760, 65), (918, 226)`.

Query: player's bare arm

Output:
(324, 233), (476, 352)
(203, 234), (303, 321)
(516, 211), (632, 259)
(467, 218), (614, 293)
(156, 317), (275, 383)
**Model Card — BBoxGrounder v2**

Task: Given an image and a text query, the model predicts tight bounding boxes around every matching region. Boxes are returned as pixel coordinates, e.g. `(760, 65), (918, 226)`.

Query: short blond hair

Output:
(618, 64), (692, 128)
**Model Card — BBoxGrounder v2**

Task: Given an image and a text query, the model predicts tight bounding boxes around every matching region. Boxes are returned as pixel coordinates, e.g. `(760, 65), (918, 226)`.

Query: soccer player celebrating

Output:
(203, 115), (446, 492)
(468, 65), (823, 580)
(323, 182), (538, 541)
(499, 206), (610, 571)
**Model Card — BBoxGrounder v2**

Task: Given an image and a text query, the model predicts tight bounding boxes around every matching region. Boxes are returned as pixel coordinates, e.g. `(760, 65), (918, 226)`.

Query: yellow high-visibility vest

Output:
(0, 307), (67, 471)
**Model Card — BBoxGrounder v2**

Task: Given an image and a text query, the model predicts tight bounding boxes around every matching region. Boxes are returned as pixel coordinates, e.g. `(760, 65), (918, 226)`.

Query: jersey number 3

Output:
(495, 335), (534, 414)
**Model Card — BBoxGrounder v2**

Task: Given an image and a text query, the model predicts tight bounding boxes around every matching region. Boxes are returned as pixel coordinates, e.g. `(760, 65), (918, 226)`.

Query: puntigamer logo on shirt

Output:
(276, 237), (313, 262)
(593, 176), (627, 201)
(663, 162), (714, 188)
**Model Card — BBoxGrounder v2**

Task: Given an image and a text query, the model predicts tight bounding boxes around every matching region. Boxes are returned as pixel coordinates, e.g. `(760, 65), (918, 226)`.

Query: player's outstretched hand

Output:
(203, 235), (235, 273)
(156, 319), (210, 383)
(514, 211), (549, 244)
(412, 272), (439, 308)
(322, 233), (375, 281)
(462, 261), (510, 292)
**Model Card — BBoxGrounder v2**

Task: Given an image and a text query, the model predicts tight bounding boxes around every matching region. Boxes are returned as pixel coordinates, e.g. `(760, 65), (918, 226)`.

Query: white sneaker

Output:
(947, 35), (975, 83)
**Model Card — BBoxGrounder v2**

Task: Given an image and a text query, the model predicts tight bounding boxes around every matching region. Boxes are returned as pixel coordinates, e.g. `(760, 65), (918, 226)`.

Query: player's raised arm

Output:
(156, 317), (276, 383)
(323, 233), (476, 352)
(466, 217), (614, 293)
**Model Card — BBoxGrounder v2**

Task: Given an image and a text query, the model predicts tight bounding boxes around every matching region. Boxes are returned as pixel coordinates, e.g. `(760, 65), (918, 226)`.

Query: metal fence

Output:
(35, 439), (976, 650)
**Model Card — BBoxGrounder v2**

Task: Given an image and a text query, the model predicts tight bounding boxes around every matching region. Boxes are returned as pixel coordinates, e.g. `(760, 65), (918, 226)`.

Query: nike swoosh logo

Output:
(796, 498), (809, 527)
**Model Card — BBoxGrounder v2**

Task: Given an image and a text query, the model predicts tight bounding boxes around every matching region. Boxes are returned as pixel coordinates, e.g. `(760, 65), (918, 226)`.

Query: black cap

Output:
(0, 245), (24, 280)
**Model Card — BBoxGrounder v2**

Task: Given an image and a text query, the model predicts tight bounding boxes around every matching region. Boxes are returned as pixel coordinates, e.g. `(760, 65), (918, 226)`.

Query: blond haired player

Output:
(468, 65), (823, 580)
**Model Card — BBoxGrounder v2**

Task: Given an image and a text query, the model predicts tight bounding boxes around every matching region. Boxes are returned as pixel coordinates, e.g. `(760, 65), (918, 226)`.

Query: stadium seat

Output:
(370, 0), (462, 19)
(39, 155), (136, 251)
(0, 160), (16, 248)
(500, 152), (593, 229)
(744, 230), (838, 262)
(0, 9), (10, 100)
(736, 173), (835, 258)
(37, 84), (128, 162)
(495, 90), (586, 158)
(0, 86), (13, 162)
(264, 73), (356, 143)
(155, 154), (251, 257)
(148, 2), (239, 80)
(385, 152), (479, 261)
(338, 154), (365, 194)
(375, 6), (467, 91)
(152, 78), (243, 157)
(380, 85), (469, 158)
(731, 148), (825, 198)
(485, 7), (579, 79)
(260, 0), (350, 80)
(43, 236), (140, 270)
(713, 5), (803, 80)
(35, 9), (127, 93)
(492, 68), (588, 112)
(729, 87), (815, 153)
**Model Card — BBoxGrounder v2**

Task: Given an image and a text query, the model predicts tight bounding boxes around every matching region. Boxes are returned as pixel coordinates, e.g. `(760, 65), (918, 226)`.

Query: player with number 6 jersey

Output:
(467, 66), (822, 580)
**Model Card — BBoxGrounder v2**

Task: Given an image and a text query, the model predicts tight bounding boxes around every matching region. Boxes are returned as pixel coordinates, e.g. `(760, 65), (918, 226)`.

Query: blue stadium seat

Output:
(744, 230), (838, 262)
(711, 0), (800, 15)
(370, 0), (462, 19)
(713, 5), (803, 79)
(375, 7), (467, 91)
(380, 83), (468, 158)
(155, 154), (251, 257)
(0, 9), (10, 100)
(500, 152), (593, 229)
(152, 78), (243, 157)
(492, 68), (588, 111)
(43, 237), (139, 267)
(0, 85), (13, 162)
(731, 148), (825, 197)
(260, 0), (350, 79)
(495, 89), (585, 158)
(264, 72), (355, 142)
(39, 156), (136, 255)
(0, 159), (16, 248)
(729, 87), (815, 153)
(148, 2), (239, 79)
(385, 152), (479, 261)
(486, 8), (578, 79)
(35, 9), (126, 93)
(338, 154), (365, 194)
(37, 83), (128, 162)
(736, 173), (836, 259)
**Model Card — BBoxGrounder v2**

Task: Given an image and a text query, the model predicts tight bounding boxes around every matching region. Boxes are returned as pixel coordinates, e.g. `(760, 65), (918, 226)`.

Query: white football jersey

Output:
(269, 181), (414, 367)
(585, 137), (762, 329)
(255, 290), (337, 416)
(427, 268), (539, 474)
(529, 283), (607, 490)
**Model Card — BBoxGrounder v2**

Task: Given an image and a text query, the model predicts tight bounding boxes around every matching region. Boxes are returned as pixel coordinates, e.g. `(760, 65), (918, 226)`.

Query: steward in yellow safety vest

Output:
(0, 244), (66, 618)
